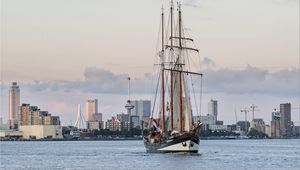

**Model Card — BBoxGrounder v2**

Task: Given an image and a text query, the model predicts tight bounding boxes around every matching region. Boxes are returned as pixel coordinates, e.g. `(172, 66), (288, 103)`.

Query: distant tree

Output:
(247, 128), (268, 139)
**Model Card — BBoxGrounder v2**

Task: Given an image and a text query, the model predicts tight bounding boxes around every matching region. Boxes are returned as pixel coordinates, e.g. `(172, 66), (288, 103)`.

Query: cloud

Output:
(202, 57), (216, 67)
(202, 65), (299, 97)
(22, 67), (152, 94)
(4, 64), (298, 98)
(182, 0), (200, 8)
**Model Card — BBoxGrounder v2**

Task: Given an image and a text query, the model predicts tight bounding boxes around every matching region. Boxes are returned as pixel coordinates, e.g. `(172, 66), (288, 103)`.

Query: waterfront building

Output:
(250, 118), (265, 134)
(8, 82), (20, 129)
(106, 117), (122, 131)
(271, 111), (281, 138)
(227, 124), (238, 132)
(130, 115), (140, 129)
(19, 103), (60, 127)
(87, 121), (104, 130)
(19, 104), (37, 126)
(86, 99), (98, 122)
(237, 121), (250, 132)
(19, 125), (63, 139)
(93, 113), (103, 121)
(265, 125), (271, 138)
(280, 103), (292, 137)
(293, 126), (300, 137)
(44, 115), (52, 125)
(131, 100), (151, 121)
(209, 125), (228, 131)
(117, 113), (129, 122)
(208, 99), (218, 123)
(0, 117), (9, 130)
(200, 114), (216, 131)
(51, 116), (61, 125)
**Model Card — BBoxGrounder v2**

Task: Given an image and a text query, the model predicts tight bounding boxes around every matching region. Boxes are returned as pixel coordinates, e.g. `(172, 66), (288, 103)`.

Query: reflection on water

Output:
(0, 139), (299, 170)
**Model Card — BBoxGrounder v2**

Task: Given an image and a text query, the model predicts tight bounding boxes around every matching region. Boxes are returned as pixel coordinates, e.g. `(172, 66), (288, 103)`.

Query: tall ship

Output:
(143, 1), (203, 153)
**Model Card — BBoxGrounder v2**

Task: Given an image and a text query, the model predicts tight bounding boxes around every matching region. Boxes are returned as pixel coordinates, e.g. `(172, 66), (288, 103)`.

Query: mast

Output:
(178, 3), (182, 48)
(178, 3), (183, 132)
(170, 0), (174, 131)
(170, 0), (174, 48)
(161, 7), (165, 133)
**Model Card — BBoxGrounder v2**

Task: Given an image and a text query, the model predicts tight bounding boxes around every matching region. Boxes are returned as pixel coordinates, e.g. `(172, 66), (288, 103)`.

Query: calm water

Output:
(0, 139), (299, 170)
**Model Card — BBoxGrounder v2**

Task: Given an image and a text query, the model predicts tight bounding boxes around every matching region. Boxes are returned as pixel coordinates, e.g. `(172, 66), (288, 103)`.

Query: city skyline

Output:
(1, 0), (299, 125)
(0, 84), (299, 127)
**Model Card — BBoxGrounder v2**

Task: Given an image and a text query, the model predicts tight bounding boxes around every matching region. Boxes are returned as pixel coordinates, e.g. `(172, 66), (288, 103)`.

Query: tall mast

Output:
(170, 0), (174, 131)
(161, 7), (165, 133)
(178, 3), (183, 132)
(178, 3), (182, 48)
(170, 0), (174, 48)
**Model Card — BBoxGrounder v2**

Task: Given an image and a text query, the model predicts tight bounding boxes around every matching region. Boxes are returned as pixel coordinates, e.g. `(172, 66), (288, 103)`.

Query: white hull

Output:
(157, 140), (199, 153)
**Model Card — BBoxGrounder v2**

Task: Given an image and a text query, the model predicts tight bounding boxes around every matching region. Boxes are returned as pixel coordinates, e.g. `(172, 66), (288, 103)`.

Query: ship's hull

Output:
(144, 133), (199, 153)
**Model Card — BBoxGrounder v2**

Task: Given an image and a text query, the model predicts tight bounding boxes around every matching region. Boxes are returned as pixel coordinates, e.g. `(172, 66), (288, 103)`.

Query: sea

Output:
(0, 139), (299, 170)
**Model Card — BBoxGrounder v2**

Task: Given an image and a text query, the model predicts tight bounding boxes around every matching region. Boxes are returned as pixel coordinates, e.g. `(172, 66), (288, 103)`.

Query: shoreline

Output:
(1, 137), (299, 141)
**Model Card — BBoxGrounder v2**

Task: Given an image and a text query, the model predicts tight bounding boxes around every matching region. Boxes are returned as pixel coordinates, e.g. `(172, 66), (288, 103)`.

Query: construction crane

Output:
(250, 104), (259, 121)
(241, 107), (250, 132)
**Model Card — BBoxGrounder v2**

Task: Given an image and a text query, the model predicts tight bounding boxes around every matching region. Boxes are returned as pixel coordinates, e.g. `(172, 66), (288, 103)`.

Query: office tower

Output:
(86, 99), (98, 121)
(8, 82), (20, 129)
(271, 111), (281, 138)
(131, 100), (151, 121)
(208, 99), (218, 122)
(280, 103), (292, 137)
(93, 113), (102, 122)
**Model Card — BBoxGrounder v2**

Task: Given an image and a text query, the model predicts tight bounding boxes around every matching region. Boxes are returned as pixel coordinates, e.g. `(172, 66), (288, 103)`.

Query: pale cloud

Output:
(6, 64), (297, 98)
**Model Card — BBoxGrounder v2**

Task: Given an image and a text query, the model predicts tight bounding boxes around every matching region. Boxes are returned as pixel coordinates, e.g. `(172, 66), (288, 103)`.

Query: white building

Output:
(209, 125), (228, 131)
(208, 99), (217, 121)
(86, 99), (98, 121)
(87, 121), (104, 130)
(19, 125), (63, 139)
(250, 118), (265, 134)
(201, 114), (216, 125)
(8, 82), (20, 129)
(265, 125), (271, 137)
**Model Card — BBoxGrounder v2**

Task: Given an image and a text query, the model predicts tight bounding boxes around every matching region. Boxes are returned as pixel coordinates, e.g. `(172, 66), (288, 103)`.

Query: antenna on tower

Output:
(127, 77), (131, 101)
(74, 104), (85, 130)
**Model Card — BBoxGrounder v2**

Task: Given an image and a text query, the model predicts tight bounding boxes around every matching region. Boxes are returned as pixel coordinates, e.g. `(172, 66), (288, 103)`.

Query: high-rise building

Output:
(130, 115), (140, 129)
(208, 99), (218, 122)
(271, 111), (281, 138)
(280, 103), (292, 137)
(86, 99), (98, 121)
(131, 100), (151, 121)
(18, 103), (60, 126)
(250, 118), (265, 134)
(19, 104), (39, 126)
(92, 113), (102, 122)
(8, 82), (20, 129)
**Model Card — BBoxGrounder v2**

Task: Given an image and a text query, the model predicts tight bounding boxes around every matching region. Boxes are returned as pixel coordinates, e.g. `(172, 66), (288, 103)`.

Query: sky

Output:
(0, 0), (299, 125)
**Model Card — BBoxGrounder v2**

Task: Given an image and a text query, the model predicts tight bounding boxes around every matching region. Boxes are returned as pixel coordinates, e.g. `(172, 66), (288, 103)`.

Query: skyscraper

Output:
(131, 100), (151, 121)
(208, 99), (218, 122)
(271, 110), (281, 138)
(85, 99), (98, 121)
(280, 103), (292, 137)
(8, 82), (20, 129)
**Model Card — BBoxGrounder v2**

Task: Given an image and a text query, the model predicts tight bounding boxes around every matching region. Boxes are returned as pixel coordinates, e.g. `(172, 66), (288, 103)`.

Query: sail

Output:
(183, 76), (193, 131)
(172, 69), (181, 131)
